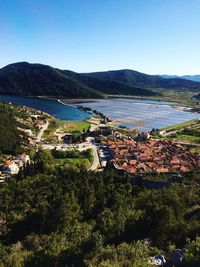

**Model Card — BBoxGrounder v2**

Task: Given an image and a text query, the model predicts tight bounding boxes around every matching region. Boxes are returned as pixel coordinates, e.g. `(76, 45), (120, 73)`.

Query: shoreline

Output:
(57, 99), (78, 108)
(1, 94), (199, 132)
(59, 98), (102, 105)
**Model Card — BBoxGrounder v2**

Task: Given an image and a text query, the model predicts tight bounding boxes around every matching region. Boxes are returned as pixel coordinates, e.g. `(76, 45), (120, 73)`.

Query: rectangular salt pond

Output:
(80, 98), (200, 131)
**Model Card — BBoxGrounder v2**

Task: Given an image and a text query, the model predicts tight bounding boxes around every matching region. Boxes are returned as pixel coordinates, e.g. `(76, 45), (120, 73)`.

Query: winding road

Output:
(88, 144), (100, 171)
(36, 120), (49, 142)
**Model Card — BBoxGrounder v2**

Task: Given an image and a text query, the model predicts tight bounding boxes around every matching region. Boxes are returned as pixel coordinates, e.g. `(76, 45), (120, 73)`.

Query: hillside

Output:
(59, 69), (157, 96)
(0, 102), (21, 153)
(1, 63), (199, 98)
(0, 62), (157, 98)
(84, 69), (200, 91)
(0, 62), (103, 98)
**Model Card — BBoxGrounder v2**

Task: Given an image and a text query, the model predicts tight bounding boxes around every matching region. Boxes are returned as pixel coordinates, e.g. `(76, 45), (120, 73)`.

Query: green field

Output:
(162, 119), (200, 131)
(175, 134), (200, 143)
(162, 118), (200, 145)
(63, 121), (90, 133)
(53, 148), (93, 172)
(54, 157), (92, 170)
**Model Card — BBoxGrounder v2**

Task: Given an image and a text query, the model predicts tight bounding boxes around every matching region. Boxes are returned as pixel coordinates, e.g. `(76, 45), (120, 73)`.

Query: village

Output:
(0, 105), (50, 182)
(105, 138), (199, 174)
(0, 102), (200, 184)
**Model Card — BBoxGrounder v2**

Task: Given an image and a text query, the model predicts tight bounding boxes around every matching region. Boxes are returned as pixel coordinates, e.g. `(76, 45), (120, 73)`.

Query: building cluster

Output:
(17, 114), (47, 146)
(105, 139), (199, 174)
(0, 153), (30, 180)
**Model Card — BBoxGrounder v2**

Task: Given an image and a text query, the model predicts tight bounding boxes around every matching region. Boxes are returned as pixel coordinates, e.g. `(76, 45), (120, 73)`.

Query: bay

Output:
(0, 94), (91, 120)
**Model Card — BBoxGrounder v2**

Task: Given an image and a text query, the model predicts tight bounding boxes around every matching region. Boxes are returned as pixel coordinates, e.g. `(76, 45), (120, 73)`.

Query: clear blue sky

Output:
(0, 0), (200, 74)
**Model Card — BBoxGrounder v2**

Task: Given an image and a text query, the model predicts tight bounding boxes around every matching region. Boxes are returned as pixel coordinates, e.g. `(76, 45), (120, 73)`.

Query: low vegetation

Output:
(163, 119), (200, 132)
(63, 121), (90, 133)
(162, 119), (200, 145)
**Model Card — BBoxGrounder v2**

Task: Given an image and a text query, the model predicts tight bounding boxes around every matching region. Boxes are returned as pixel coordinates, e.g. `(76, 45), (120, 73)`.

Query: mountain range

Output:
(85, 70), (200, 92)
(0, 62), (200, 98)
(160, 74), (200, 83)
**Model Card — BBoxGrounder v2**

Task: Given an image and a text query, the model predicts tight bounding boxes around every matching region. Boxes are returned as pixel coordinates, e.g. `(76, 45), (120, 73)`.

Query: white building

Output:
(3, 161), (20, 175)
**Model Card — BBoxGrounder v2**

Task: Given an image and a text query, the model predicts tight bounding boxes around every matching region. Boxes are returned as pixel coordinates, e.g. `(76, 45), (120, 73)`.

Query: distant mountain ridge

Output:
(84, 69), (200, 91)
(0, 62), (157, 98)
(160, 74), (200, 83)
(0, 62), (200, 98)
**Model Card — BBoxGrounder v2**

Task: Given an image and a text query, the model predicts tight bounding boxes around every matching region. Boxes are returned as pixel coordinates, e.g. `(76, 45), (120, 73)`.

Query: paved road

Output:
(88, 144), (100, 171)
(37, 120), (49, 142)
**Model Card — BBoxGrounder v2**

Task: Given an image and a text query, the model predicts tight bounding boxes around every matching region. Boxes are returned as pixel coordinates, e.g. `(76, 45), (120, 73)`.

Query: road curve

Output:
(88, 145), (100, 171)
(37, 120), (49, 142)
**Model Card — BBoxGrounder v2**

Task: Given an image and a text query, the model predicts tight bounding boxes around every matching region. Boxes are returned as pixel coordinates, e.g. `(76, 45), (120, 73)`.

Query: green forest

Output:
(0, 102), (21, 154)
(0, 62), (157, 98)
(0, 159), (200, 266)
(1, 62), (200, 99)
(0, 101), (200, 266)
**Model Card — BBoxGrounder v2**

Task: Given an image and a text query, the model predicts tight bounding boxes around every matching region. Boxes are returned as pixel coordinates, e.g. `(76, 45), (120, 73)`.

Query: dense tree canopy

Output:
(0, 164), (200, 266)
(0, 102), (21, 153)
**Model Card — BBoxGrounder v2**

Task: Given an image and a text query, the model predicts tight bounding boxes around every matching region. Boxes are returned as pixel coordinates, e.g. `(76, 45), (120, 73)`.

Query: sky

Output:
(0, 0), (200, 75)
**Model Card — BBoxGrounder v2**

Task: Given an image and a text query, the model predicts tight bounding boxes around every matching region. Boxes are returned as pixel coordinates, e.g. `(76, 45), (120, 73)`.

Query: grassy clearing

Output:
(162, 119), (200, 131)
(189, 146), (200, 154)
(54, 158), (92, 169)
(161, 118), (200, 146)
(175, 135), (200, 143)
(53, 148), (93, 171)
(63, 121), (90, 133)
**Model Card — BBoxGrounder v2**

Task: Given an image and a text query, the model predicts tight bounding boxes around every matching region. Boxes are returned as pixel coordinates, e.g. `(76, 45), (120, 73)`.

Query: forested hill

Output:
(0, 62), (103, 98)
(84, 69), (200, 91)
(1, 62), (199, 98)
(59, 69), (156, 96)
(0, 62), (157, 98)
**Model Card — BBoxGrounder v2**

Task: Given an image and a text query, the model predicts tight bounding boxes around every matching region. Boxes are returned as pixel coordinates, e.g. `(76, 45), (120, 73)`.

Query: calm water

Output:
(0, 95), (199, 130)
(81, 98), (200, 131)
(0, 95), (91, 120)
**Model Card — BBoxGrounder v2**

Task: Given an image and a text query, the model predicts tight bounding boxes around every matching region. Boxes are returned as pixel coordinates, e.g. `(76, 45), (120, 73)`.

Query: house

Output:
(99, 125), (113, 136)
(129, 159), (137, 166)
(156, 167), (169, 173)
(159, 130), (166, 136)
(31, 114), (41, 120)
(17, 127), (33, 136)
(2, 161), (19, 175)
(137, 132), (150, 140)
(17, 153), (30, 165)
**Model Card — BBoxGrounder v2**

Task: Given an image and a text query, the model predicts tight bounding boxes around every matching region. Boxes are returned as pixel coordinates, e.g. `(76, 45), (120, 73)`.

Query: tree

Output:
(86, 241), (152, 267)
(184, 236), (200, 262)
